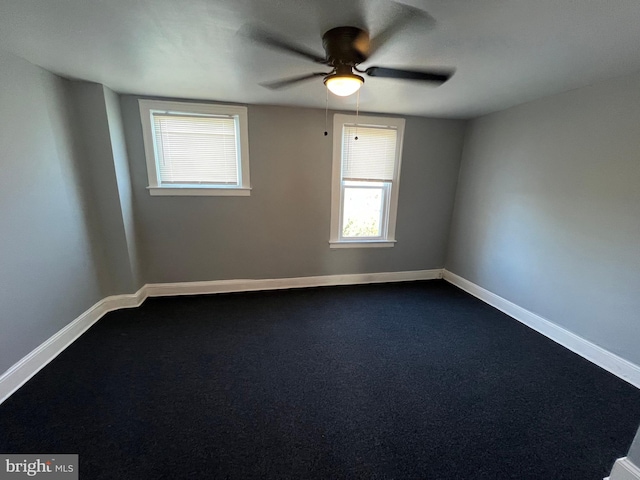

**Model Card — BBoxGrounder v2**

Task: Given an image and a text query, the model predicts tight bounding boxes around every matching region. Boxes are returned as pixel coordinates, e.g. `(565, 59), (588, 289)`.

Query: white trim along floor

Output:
(2, 267), (639, 403)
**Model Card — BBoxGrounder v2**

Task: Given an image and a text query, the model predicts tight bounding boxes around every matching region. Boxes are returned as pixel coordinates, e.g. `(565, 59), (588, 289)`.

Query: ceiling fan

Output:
(243, 7), (454, 97)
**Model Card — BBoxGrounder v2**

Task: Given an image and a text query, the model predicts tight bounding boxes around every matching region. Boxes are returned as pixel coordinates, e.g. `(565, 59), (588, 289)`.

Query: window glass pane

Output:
(342, 185), (384, 238)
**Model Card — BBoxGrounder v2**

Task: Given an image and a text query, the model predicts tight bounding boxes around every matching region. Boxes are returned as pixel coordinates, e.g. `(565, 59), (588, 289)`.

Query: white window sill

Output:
(329, 240), (397, 249)
(147, 186), (251, 197)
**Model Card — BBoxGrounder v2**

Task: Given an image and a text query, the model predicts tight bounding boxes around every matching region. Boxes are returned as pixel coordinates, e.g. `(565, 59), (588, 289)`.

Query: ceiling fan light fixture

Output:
(324, 72), (364, 96)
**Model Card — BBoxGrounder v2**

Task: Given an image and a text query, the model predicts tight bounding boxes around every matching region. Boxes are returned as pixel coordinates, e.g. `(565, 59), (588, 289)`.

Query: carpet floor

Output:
(1, 280), (639, 479)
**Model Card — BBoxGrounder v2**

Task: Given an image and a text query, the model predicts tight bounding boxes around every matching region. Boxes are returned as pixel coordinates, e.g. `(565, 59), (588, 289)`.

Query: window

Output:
(138, 100), (250, 196)
(330, 114), (405, 248)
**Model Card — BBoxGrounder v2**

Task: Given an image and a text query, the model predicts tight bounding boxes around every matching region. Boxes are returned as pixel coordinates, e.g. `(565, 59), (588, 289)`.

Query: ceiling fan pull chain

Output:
(324, 86), (329, 136)
(355, 89), (360, 140)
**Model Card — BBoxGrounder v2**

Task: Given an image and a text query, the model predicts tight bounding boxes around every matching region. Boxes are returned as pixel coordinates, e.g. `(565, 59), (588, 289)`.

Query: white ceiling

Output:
(2, 0), (640, 118)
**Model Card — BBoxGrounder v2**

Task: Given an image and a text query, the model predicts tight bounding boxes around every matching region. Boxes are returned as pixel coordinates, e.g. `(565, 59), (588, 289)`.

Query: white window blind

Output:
(342, 125), (398, 182)
(152, 113), (239, 185)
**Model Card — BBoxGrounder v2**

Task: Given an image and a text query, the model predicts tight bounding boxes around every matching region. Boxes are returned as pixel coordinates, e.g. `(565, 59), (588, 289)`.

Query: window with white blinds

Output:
(139, 100), (250, 196)
(153, 113), (238, 185)
(330, 114), (405, 247)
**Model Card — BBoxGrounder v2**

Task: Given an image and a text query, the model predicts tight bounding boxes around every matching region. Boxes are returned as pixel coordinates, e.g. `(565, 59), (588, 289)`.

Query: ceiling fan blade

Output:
(241, 26), (327, 64)
(365, 66), (453, 84)
(367, 3), (435, 58)
(260, 72), (329, 90)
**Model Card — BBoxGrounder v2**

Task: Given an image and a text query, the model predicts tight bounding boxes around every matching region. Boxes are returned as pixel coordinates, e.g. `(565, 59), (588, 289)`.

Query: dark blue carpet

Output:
(1, 280), (639, 479)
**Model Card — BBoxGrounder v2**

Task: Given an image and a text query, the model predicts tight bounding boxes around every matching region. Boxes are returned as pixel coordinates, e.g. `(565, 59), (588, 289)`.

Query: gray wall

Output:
(447, 72), (640, 365)
(104, 86), (142, 291)
(120, 98), (466, 283)
(68, 83), (141, 294)
(0, 52), (104, 373)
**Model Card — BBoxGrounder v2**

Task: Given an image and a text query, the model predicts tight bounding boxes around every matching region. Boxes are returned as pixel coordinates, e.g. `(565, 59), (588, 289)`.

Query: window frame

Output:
(329, 114), (405, 248)
(138, 99), (251, 196)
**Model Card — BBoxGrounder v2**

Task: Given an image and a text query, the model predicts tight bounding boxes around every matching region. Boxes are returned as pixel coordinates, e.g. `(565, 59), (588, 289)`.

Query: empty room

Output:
(1, 0), (639, 478)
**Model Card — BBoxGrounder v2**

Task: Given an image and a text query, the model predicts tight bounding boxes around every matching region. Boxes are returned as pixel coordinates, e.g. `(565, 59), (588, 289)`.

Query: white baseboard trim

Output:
(0, 288), (146, 405)
(144, 269), (444, 297)
(0, 269), (442, 405)
(4, 268), (638, 407)
(443, 270), (640, 390)
(606, 457), (640, 480)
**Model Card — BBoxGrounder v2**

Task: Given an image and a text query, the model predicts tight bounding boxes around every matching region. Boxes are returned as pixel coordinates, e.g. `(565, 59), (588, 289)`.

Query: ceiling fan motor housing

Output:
(322, 26), (369, 66)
